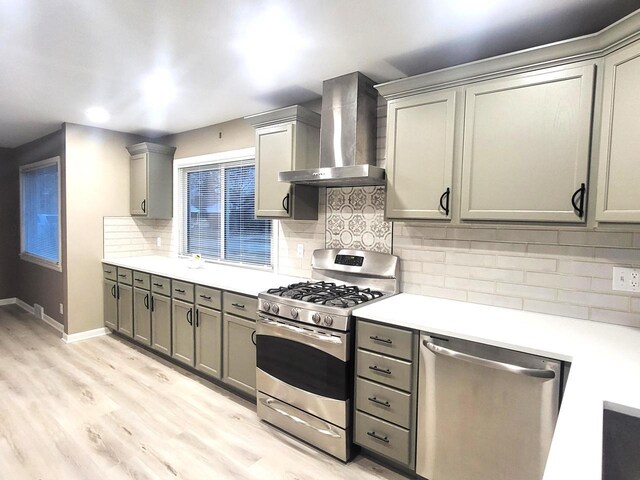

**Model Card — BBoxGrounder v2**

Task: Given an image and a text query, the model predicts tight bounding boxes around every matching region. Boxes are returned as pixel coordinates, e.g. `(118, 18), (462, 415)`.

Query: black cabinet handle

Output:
(118, 274), (127, 278)
(369, 335), (392, 344)
(135, 278), (143, 283)
(151, 295), (155, 312)
(282, 193), (290, 214)
(199, 294), (211, 300)
(232, 303), (245, 309)
(366, 431), (389, 444)
(175, 288), (186, 294)
(153, 283), (164, 288)
(439, 187), (451, 216)
(141, 199), (146, 213)
(187, 309), (193, 326)
(104, 270), (112, 274)
(368, 396), (391, 408)
(195, 309), (199, 328)
(116, 285), (120, 300)
(369, 365), (392, 375)
(251, 331), (257, 346)
(571, 183), (586, 218)
(144, 294), (149, 310)
(111, 284), (116, 298)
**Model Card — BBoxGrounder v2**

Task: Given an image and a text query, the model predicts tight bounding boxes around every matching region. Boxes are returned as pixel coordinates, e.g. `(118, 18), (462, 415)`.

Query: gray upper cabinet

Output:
(246, 106), (320, 220)
(127, 142), (176, 219)
(385, 89), (457, 220)
(460, 63), (595, 222)
(595, 40), (640, 223)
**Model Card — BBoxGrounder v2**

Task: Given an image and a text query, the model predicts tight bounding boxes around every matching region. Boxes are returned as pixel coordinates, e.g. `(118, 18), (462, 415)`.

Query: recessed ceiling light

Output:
(141, 69), (177, 105)
(85, 107), (111, 123)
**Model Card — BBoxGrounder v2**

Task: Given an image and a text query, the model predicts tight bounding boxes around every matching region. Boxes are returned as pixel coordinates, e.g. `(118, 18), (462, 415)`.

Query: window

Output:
(178, 151), (272, 268)
(20, 157), (61, 270)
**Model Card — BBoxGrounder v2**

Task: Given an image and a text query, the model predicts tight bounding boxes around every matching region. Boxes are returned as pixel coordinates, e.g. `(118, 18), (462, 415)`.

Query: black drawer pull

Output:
(135, 278), (144, 283)
(104, 270), (112, 274)
(175, 288), (186, 294)
(369, 365), (392, 375)
(232, 303), (245, 309)
(153, 283), (164, 288)
(118, 274), (127, 278)
(368, 396), (391, 408)
(369, 335), (393, 344)
(366, 431), (389, 444)
(199, 294), (212, 300)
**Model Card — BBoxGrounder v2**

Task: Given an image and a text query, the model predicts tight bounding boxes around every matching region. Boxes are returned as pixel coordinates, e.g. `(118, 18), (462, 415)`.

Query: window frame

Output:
(173, 148), (278, 271)
(19, 156), (62, 272)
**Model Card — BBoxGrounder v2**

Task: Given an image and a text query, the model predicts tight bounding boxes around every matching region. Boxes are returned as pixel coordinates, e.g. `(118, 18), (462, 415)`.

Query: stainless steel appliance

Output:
(256, 248), (400, 461)
(417, 333), (562, 480)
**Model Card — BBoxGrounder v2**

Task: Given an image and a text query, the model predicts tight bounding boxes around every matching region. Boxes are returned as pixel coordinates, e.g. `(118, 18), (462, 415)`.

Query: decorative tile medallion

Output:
(326, 186), (392, 253)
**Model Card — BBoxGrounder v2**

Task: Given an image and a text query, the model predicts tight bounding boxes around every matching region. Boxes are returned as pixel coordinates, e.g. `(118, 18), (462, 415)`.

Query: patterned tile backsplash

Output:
(326, 186), (392, 253)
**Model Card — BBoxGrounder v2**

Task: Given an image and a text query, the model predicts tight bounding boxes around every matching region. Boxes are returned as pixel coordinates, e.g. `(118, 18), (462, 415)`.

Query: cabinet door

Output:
(255, 124), (293, 218)
(103, 279), (118, 330)
(596, 41), (640, 222)
(130, 153), (148, 216)
(461, 64), (594, 222)
(151, 294), (171, 355)
(117, 284), (133, 337)
(386, 90), (456, 219)
(172, 299), (195, 366)
(195, 306), (222, 378)
(133, 287), (151, 346)
(222, 313), (256, 397)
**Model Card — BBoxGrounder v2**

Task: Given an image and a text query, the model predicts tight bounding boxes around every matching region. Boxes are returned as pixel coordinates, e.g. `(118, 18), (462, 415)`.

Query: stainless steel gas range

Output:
(255, 248), (400, 461)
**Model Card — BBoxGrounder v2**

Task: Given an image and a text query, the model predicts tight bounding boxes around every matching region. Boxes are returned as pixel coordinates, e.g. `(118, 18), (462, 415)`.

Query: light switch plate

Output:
(296, 244), (304, 258)
(612, 267), (640, 292)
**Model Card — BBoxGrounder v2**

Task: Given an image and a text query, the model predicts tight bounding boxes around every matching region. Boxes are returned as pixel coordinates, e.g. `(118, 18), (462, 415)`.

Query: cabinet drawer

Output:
(356, 377), (412, 429)
(355, 410), (411, 466)
(357, 350), (413, 392)
(116, 267), (133, 285)
(357, 320), (413, 360)
(172, 280), (194, 303)
(102, 264), (117, 281)
(133, 271), (150, 290)
(196, 285), (222, 309)
(151, 275), (171, 295)
(223, 292), (258, 320)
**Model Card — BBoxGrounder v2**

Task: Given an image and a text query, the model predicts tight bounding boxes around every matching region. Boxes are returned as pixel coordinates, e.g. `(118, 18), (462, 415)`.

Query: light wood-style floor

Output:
(0, 305), (409, 480)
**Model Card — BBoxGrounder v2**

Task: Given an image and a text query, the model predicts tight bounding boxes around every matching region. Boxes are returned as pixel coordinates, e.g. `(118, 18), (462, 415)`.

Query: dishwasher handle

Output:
(423, 340), (555, 379)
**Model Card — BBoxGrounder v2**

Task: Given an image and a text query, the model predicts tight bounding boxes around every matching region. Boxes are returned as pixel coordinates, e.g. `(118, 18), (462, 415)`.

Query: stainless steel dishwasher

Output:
(417, 333), (562, 480)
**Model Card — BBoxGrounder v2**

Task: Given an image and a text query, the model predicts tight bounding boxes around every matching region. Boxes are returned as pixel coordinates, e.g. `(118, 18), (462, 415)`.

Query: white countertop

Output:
(354, 293), (640, 480)
(102, 256), (306, 297)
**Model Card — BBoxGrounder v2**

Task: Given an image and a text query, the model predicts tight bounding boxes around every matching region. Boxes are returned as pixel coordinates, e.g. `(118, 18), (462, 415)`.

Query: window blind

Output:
(21, 161), (59, 264)
(180, 161), (272, 267)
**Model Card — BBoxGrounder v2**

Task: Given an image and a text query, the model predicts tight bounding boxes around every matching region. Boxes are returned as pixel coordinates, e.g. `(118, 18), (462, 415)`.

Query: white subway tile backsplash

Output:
(446, 252), (496, 267)
(631, 298), (640, 313)
(496, 229), (558, 244)
(496, 283), (557, 301)
(444, 277), (495, 293)
(590, 309), (640, 328)
(419, 285), (467, 302)
(446, 228), (497, 241)
(559, 231), (634, 247)
(557, 260), (613, 279)
(446, 264), (525, 283)
(495, 255), (557, 272)
(527, 244), (595, 260)
(104, 217), (174, 258)
(403, 272), (445, 287)
(526, 272), (591, 290)
(397, 248), (446, 263)
(594, 247), (640, 265)
(469, 241), (527, 255)
(557, 291), (629, 310)
(468, 292), (523, 310)
(523, 299), (589, 319)
(634, 233), (640, 248)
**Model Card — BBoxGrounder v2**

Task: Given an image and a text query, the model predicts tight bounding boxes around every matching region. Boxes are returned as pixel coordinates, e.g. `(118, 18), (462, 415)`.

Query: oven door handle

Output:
(259, 397), (342, 438)
(257, 316), (343, 345)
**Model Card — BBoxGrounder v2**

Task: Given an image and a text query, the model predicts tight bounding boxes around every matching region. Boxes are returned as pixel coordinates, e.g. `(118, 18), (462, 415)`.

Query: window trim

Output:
(173, 148), (278, 271)
(19, 156), (62, 272)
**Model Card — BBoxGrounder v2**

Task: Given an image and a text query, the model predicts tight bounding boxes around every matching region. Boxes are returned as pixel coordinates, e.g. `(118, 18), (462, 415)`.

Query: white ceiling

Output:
(1, 0), (638, 148)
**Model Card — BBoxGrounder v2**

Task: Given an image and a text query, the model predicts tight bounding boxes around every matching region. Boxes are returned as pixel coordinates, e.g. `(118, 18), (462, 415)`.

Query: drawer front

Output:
(223, 292), (258, 320)
(355, 410), (411, 466)
(357, 320), (413, 360)
(151, 275), (171, 295)
(172, 280), (195, 303)
(133, 271), (150, 290)
(196, 285), (222, 309)
(116, 267), (133, 285)
(102, 264), (117, 281)
(357, 350), (413, 392)
(356, 377), (412, 429)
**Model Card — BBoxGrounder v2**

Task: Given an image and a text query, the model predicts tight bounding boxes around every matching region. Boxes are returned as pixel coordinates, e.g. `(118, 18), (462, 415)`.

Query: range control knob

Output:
(323, 315), (334, 327)
(312, 313), (322, 324)
(262, 302), (271, 312)
(271, 304), (280, 315)
(290, 308), (299, 319)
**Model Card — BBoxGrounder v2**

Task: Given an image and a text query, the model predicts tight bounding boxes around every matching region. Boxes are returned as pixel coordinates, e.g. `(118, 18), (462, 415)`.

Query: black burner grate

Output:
(267, 281), (383, 307)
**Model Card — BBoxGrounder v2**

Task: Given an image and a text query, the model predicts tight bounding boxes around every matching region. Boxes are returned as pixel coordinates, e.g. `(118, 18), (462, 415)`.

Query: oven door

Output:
(256, 313), (351, 429)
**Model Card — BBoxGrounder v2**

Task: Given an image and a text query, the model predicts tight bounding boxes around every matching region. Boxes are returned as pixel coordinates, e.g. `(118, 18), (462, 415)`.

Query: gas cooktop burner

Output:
(266, 281), (383, 307)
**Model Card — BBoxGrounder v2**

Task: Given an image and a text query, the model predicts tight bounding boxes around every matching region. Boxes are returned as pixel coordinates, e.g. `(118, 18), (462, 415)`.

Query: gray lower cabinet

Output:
(133, 287), (151, 345)
(222, 312), (256, 397)
(117, 284), (133, 338)
(103, 279), (118, 330)
(195, 305), (222, 378)
(172, 298), (195, 366)
(354, 319), (418, 470)
(151, 293), (171, 355)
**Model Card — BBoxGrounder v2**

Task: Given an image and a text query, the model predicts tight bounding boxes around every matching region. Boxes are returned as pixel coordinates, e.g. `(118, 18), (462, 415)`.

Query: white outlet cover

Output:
(612, 267), (640, 292)
(296, 244), (304, 258)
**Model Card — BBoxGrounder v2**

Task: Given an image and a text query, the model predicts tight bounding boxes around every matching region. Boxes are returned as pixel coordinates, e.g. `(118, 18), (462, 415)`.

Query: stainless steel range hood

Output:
(279, 72), (384, 187)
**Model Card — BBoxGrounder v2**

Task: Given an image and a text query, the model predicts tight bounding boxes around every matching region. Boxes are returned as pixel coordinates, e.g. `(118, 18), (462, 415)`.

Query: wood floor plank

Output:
(0, 306), (410, 480)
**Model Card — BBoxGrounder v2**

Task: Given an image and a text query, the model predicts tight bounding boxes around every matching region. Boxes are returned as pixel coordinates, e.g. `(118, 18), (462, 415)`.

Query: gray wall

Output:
(13, 129), (65, 324)
(0, 147), (19, 299)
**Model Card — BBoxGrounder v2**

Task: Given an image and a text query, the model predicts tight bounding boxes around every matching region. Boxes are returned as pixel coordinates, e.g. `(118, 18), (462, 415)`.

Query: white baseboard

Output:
(0, 297), (17, 306)
(15, 298), (33, 313)
(42, 312), (64, 333)
(63, 327), (110, 344)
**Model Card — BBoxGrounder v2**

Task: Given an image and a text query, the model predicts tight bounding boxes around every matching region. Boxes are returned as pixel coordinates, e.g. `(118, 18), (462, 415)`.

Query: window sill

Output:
(19, 252), (62, 272)
(177, 255), (273, 273)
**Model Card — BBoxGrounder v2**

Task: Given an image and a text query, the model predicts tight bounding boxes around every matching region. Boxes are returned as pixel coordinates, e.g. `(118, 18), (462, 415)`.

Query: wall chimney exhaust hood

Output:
(279, 72), (385, 187)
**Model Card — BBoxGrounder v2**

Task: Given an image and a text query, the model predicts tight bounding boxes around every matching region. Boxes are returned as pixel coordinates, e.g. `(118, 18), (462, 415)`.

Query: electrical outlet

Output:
(59, 303), (64, 315)
(296, 244), (304, 258)
(612, 267), (640, 292)
(156, 237), (162, 247)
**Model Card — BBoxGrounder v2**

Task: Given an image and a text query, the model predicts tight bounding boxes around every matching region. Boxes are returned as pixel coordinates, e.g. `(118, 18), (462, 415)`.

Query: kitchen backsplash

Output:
(103, 217), (173, 258)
